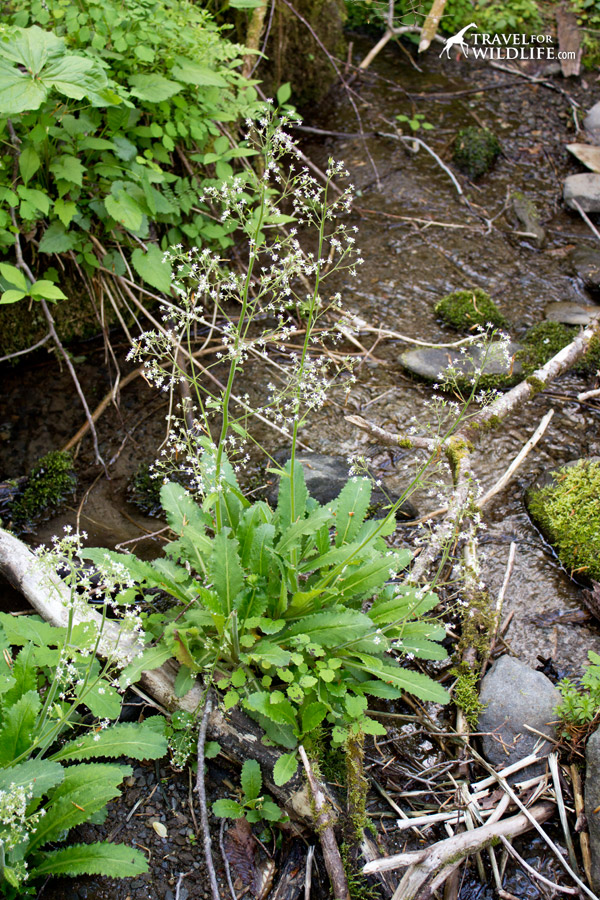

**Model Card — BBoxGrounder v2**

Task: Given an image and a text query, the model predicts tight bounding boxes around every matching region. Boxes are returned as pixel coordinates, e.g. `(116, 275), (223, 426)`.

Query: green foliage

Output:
(87, 452), (448, 784)
(0, 263), (67, 306)
(453, 128), (501, 180)
(556, 650), (600, 727)
(526, 459), (600, 582)
(0, 613), (167, 896)
(212, 759), (283, 824)
(451, 666), (486, 729)
(395, 113), (433, 133)
(570, 0), (600, 67)
(127, 463), (164, 517)
(434, 289), (508, 331)
(0, 0), (263, 291)
(518, 321), (600, 377)
(6, 451), (76, 531)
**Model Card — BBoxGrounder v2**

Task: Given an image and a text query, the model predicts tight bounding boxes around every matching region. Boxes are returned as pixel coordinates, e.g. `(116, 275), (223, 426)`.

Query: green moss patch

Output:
(453, 127), (501, 179)
(7, 451), (76, 530)
(526, 459), (600, 581)
(435, 289), (508, 331)
(518, 321), (600, 377)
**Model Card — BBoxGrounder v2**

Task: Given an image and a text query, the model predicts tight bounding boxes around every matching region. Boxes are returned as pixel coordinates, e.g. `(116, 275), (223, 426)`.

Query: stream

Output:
(1, 34), (599, 900)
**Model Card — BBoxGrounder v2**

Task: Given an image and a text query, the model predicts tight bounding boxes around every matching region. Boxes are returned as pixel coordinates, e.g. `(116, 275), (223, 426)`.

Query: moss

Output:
(446, 438), (474, 479)
(345, 732), (368, 839)
(518, 321), (600, 378)
(128, 463), (164, 517)
(451, 666), (486, 729)
(8, 451), (76, 529)
(453, 127), (501, 179)
(434, 289), (508, 331)
(526, 459), (600, 581)
(526, 375), (546, 394)
(340, 843), (380, 900)
(472, 413), (504, 432)
(456, 588), (494, 662)
(397, 438), (414, 449)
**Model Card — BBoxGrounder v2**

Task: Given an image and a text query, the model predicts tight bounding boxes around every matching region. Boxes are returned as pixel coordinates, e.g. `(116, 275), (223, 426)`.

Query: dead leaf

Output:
(224, 818), (260, 892)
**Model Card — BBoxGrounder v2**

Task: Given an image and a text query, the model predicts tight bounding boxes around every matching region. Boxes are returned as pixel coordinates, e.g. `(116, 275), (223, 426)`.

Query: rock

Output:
(264, 451), (418, 521)
(585, 727), (600, 891)
(584, 101), (600, 144)
(400, 342), (523, 388)
(511, 191), (546, 246)
(567, 143), (600, 174)
(478, 655), (560, 776)
(570, 247), (600, 290)
(563, 173), (600, 213)
(545, 301), (600, 326)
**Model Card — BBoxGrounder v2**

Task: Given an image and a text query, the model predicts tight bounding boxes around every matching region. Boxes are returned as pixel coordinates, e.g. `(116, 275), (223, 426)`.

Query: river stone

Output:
(563, 174), (600, 213)
(570, 247), (600, 290)
(264, 451), (418, 520)
(478, 655), (560, 776)
(567, 143), (600, 174)
(511, 191), (545, 246)
(400, 342), (523, 385)
(545, 301), (600, 326)
(584, 101), (600, 144)
(586, 727), (600, 891)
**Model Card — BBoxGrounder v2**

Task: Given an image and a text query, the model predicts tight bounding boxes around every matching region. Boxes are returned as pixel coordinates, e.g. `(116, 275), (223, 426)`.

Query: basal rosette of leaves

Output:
(0, 612), (166, 896)
(0, 0), (265, 299)
(85, 446), (448, 787)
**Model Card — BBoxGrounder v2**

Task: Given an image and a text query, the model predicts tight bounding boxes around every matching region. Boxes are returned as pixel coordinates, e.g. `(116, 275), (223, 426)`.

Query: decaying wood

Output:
(0, 527), (314, 820)
(418, 0), (448, 52)
(363, 802), (555, 899)
(298, 745), (350, 900)
(556, 5), (582, 77)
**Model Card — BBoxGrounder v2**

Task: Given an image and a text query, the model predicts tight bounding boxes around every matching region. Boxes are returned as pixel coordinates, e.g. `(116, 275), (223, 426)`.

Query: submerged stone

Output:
(584, 100), (600, 144)
(453, 127), (501, 179)
(526, 459), (600, 583)
(564, 173), (600, 212)
(264, 451), (418, 520)
(478, 655), (560, 777)
(545, 301), (600, 326)
(570, 246), (600, 290)
(400, 341), (523, 390)
(434, 289), (508, 331)
(511, 191), (546, 246)
(585, 726), (600, 891)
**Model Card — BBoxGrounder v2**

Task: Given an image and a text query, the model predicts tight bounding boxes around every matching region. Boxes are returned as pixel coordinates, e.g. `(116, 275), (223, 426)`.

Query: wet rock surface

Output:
(584, 100), (600, 144)
(400, 342), (523, 385)
(511, 191), (546, 246)
(586, 726), (600, 892)
(563, 173), (600, 212)
(570, 246), (600, 290)
(478, 655), (561, 777)
(545, 301), (600, 325)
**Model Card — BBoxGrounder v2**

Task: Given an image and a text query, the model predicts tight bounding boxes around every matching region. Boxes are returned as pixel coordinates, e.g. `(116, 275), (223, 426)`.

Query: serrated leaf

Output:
(0, 690), (41, 765)
(241, 640), (290, 669)
(345, 693), (368, 718)
(276, 460), (307, 531)
(104, 191), (143, 232)
(0, 758), (64, 799)
(131, 245), (173, 294)
(346, 654), (449, 705)
(273, 751), (298, 786)
(51, 721), (167, 762)
(50, 155), (85, 187)
(208, 531), (243, 616)
(281, 609), (373, 648)
(38, 221), (76, 253)
(30, 842), (148, 879)
(246, 692), (297, 728)
(361, 718), (387, 736)
(171, 59), (228, 86)
(334, 477), (372, 547)
(161, 482), (210, 534)
(276, 506), (332, 555)
(213, 798), (244, 818)
(241, 759), (262, 801)
(77, 680), (122, 719)
(301, 702), (327, 734)
(53, 198), (77, 227)
(129, 73), (183, 102)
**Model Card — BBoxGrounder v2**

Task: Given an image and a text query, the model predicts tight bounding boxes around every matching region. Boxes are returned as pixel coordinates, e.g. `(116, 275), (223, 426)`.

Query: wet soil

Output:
(2, 33), (600, 900)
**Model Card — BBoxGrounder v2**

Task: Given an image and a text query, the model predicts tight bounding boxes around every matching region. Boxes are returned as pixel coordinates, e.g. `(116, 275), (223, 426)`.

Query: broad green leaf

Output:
(0, 612), (64, 647)
(301, 702), (327, 734)
(0, 263), (28, 291)
(104, 191), (143, 232)
(245, 691), (297, 728)
(241, 759), (262, 801)
(260, 798), (282, 821)
(208, 531), (243, 616)
(38, 221), (76, 253)
(334, 477), (372, 547)
(247, 522), (275, 577)
(230, 0), (264, 7)
(3, 643), (37, 706)
(19, 146), (41, 185)
(370, 587), (439, 626)
(0, 62), (46, 114)
(281, 609), (373, 648)
(77, 680), (122, 719)
(0, 758), (64, 799)
(241, 640), (290, 669)
(0, 690), (41, 765)
(112, 136), (137, 161)
(30, 280), (68, 301)
(131, 245), (173, 294)
(129, 74), (183, 102)
(212, 799), (244, 818)
(53, 198), (77, 228)
(276, 460), (307, 531)
(174, 665), (196, 697)
(50, 154), (85, 187)
(276, 506), (332, 555)
(51, 721), (167, 762)
(119, 645), (172, 689)
(346, 654), (449, 705)
(335, 555), (401, 603)
(0, 290), (26, 304)
(31, 842), (148, 878)
(277, 82), (292, 105)
(171, 59), (227, 87)
(361, 717), (387, 736)
(345, 693), (368, 718)
(273, 751), (298, 786)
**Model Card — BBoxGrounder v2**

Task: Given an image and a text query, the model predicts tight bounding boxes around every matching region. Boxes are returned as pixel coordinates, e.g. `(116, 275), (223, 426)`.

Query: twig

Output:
(378, 132), (463, 195)
(548, 753), (580, 876)
(305, 846), (315, 900)
(481, 541), (516, 676)
(298, 745), (350, 900)
(572, 198), (600, 243)
(499, 836), (579, 894)
(196, 691), (220, 900)
(219, 820), (238, 900)
(478, 410), (554, 508)
(0, 333), (52, 364)
(571, 763), (593, 885)
(578, 386), (600, 401)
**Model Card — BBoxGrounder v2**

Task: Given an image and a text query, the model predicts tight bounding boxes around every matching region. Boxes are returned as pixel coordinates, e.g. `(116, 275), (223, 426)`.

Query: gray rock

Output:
(545, 301), (600, 326)
(265, 451), (418, 520)
(586, 727), (600, 891)
(511, 191), (545, 246)
(400, 342), (523, 385)
(478, 655), (560, 776)
(564, 174), (600, 213)
(570, 247), (600, 289)
(585, 101), (600, 144)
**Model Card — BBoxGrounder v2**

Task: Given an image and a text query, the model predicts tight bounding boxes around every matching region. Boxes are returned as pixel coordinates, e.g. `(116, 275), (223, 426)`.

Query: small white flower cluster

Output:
(0, 782), (44, 855)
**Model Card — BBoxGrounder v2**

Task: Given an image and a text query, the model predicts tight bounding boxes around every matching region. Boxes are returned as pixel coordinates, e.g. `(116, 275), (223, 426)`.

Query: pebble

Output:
(563, 173), (600, 213)
(545, 301), (600, 326)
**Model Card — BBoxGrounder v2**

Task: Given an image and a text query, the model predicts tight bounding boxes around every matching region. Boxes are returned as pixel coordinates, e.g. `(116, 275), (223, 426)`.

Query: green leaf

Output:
(260, 798), (282, 821)
(282, 609), (373, 648)
(361, 717), (387, 736)
(205, 741), (221, 759)
(0, 263), (28, 291)
(0, 289), (27, 304)
(104, 190), (143, 232)
(346, 654), (449, 705)
(273, 751), (298, 786)
(0, 613), (64, 647)
(54, 198), (77, 228)
(38, 221), (76, 253)
(51, 721), (167, 762)
(129, 74), (183, 102)
(276, 460), (308, 531)
(301, 702), (327, 734)
(276, 506), (332, 556)
(334, 477), (372, 547)
(78, 681), (122, 719)
(171, 59), (228, 87)
(19, 146), (41, 185)
(0, 690), (41, 765)
(30, 280), (68, 301)
(174, 664), (196, 698)
(161, 482), (211, 535)
(241, 759), (262, 801)
(241, 640), (290, 669)
(131, 245), (173, 294)
(0, 758), (64, 799)
(212, 798), (244, 818)
(345, 693), (368, 718)
(208, 531), (244, 616)
(31, 842), (148, 879)
(246, 692), (297, 728)
(50, 155), (85, 187)
(277, 82), (292, 105)
(229, 0), (264, 6)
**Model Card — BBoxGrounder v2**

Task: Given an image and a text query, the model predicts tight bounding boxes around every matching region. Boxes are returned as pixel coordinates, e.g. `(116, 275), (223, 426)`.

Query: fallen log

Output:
(0, 526), (313, 820)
